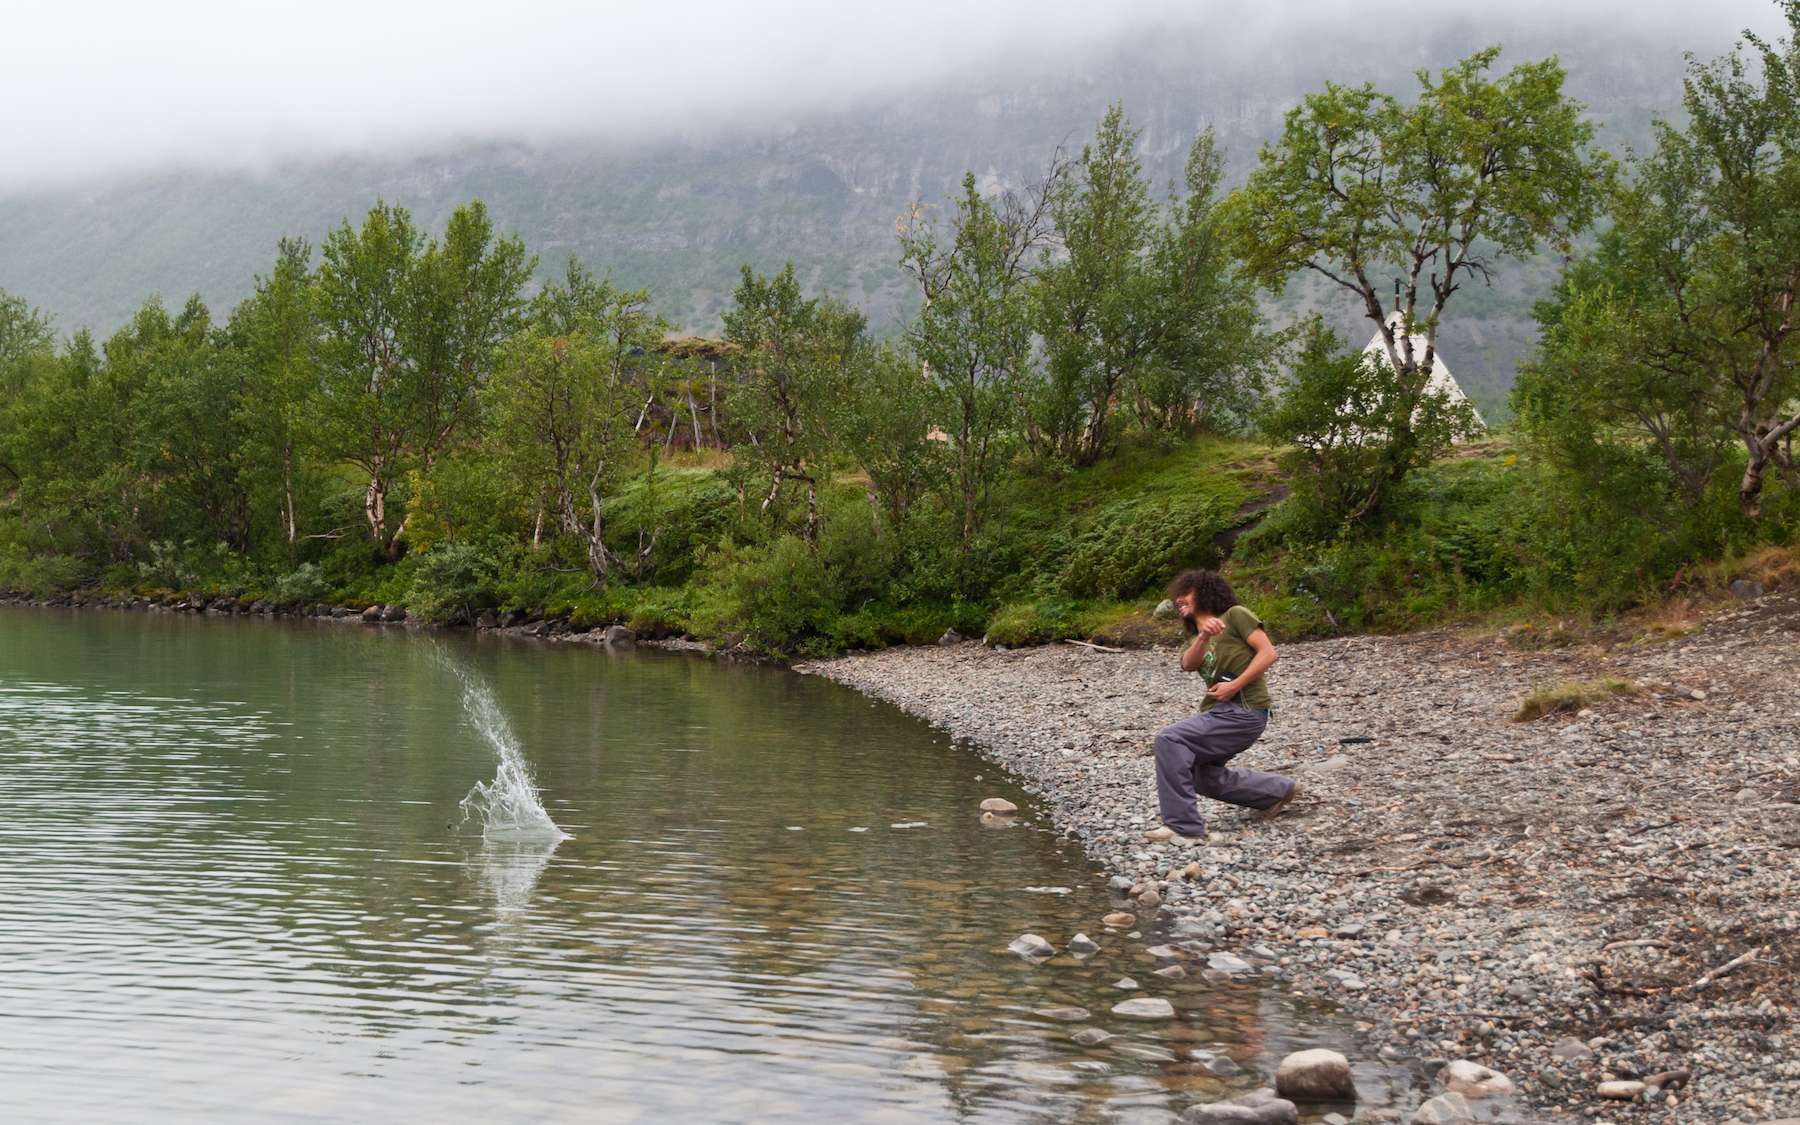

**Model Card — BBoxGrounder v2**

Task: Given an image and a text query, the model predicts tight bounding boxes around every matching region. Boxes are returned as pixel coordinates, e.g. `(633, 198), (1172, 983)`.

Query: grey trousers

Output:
(1153, 700), (1292, 836)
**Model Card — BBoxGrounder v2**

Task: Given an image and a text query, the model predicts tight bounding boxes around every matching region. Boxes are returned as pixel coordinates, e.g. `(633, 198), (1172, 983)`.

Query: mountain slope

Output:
(0, 14), (1736, 415)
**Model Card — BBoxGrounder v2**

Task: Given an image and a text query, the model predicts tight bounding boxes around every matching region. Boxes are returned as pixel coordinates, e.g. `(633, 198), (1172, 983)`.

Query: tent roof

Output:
(1361, 313), (1484, 427)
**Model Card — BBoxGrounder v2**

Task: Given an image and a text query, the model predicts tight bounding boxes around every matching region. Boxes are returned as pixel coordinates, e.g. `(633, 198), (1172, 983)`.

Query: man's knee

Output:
(1152, 726), (1182, 759)
(1194, 766), (1225, 798)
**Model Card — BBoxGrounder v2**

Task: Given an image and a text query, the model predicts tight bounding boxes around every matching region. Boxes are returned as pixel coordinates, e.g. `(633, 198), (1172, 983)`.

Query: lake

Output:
(0, 607), (1390, 1122)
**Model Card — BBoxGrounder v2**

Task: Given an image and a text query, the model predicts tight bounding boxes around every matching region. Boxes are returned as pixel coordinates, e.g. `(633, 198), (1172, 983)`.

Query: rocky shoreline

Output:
(0, 589), (662, 650)
(10, 587), (1795, 1122)
(798, 600), (1800, 1125)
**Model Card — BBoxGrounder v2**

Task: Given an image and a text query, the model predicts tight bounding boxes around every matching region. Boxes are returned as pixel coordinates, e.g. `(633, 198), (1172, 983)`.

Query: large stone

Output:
(1070, 1027), (1112, 1047)
(1730, 578), (1765, 600)
(1066, 933), (1100, 955)
(1111, 997), (1176, 1020)
(1440, 1059), (1514, 1098)
(361, 604), (382, 622)
(1411, 1092), (1475, 1124)
(1182, 1102), (1296, 1125)
(979, 797), (1018, 814)
(1154, 598), (1179, 620)
(1596, 1080), (1645, 1101)
(1184, 1090), (1299, 1125)
(1207, 952), (1255, 976)
(602, 624), (636, 648)
(1275, 1049), (1356, 1102)
(1007, 934), (1055, 959)
(1102, 911), (1136, 927)
(1034, 1006), (1090, 1022)
(937, 628), (962, 645)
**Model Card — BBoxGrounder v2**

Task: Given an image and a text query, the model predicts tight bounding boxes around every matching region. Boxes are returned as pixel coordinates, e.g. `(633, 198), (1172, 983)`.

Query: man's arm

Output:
(1206, 628), (1278, 700)
(1180, 616), (1224, 673)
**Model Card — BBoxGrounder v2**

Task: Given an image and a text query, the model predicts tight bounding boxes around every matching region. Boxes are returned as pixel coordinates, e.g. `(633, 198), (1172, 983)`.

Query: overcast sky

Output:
(0, 0), (1784, 190)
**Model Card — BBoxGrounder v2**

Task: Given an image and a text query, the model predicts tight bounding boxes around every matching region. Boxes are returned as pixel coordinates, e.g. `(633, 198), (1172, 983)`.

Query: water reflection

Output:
(0, 608), (1404, 1123)
(469, 836), (561, 916)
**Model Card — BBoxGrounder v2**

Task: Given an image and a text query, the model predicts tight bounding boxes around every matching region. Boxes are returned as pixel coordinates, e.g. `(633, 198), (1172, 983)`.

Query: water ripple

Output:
(0, 610), (1394, 1123)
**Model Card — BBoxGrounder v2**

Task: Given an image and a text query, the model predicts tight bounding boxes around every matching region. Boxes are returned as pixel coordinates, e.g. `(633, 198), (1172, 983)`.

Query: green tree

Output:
(899, 168), (1058, 575)
(722, 262), (863, 544)
(0, 290), (56, 490)
(1516, 2), (1800, 521)
(316, 200), (532, 557)
(1514, 222), (1736, 507)
(1137, 130), (1281, 433)
(132, 295), (258, 551)
(1227, 47), (1605, 522)
(1033, 104), (1157, 465)
(1259, 320), (1476, 533)
(0, 290), (54, 382)
(487, 261), (661, 582)
(228, 237), (322, 556)
(837, 339), (940, 531)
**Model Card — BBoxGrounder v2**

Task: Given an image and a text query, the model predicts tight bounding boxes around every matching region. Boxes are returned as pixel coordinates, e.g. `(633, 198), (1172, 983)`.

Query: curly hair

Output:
(1167, 568), (1239, 616)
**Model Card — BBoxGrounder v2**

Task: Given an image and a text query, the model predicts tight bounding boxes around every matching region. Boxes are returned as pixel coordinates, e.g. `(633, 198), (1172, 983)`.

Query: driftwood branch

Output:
(1064, 639), (1124, 654)
(1684, 946), (1767, 992)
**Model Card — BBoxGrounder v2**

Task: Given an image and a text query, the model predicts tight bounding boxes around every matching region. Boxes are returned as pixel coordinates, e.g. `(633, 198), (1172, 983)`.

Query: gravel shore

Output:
(799, 597), (1800, 1124)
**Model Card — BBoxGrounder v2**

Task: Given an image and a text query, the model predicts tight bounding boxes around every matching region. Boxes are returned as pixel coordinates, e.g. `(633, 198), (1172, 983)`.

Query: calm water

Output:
(0, 608), (1393, 1123)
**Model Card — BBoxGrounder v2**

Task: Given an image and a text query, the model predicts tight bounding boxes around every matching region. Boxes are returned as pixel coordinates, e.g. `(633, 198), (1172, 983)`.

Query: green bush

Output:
(272, 562), (330, 605)
(406, 542), (501, 625)
(1057, 493), (1237, 600)
(692, 535), (843, 654)
(604, 469), (737, 585)
(0, 542), (86, 595)
(984, 599), (1089, 646)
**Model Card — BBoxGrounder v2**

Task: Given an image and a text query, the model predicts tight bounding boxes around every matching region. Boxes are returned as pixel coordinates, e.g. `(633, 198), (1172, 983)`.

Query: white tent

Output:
(1362, 312), (1484, 433)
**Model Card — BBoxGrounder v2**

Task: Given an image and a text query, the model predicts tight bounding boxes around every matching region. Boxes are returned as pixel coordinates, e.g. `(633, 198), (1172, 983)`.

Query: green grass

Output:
(1513, 677), (1640, 722)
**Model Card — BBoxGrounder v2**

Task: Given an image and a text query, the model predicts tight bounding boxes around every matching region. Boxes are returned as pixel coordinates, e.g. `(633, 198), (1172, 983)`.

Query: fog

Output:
(0, 0), (1785, 190)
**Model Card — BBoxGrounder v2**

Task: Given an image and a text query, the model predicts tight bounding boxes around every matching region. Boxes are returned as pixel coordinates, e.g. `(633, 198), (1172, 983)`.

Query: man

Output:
(1145, 568), (1298, 844)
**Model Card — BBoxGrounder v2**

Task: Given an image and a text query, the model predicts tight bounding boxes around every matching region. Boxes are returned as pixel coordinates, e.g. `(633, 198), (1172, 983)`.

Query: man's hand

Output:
(1196, 616), (1225, 639)
(1205, 678), (1239, 702)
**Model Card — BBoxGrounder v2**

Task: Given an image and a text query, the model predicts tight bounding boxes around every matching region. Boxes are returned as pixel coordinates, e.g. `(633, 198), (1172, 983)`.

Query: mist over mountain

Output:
(0, 5), (1770, 414)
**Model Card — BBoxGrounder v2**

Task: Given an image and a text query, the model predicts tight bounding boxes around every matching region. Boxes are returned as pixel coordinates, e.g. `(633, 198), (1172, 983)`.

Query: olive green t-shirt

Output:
(1198, 604), (1272, 711)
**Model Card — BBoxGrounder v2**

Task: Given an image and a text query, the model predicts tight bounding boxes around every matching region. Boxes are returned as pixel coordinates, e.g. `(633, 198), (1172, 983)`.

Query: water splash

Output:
(435, 647), (569, 842)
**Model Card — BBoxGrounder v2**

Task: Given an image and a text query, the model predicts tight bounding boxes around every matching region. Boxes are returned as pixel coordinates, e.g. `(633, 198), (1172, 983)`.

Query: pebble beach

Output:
(799, 596), (1800, 1124)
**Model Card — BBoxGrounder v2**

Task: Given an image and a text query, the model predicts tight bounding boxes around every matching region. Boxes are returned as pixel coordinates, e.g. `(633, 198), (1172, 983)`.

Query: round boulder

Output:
(1007, 933), (1055, 960)
(979, 797), (1018, 814)
(1274, 1049), (1356, 1102)
(1183, 1090), (1298, 1125)
(1410, 1092), (1474, 1124)
(1440, 1059), (1514, 1098)
(1111, 997), (1176, 1020)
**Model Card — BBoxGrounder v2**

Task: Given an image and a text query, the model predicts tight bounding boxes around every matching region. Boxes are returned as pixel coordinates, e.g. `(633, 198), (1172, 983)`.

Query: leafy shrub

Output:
(406, 455), (530, 553)
(604, 469), (737, 585)
(691, 535), (843, 654)
(135, 540), (201, 591)
(0, 543), (86, 595)
(984, 599), (1089, 646)
(406, 542), (501, 625)
(1057, 493), (1237, 600)
(272, 563), (329, 604)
